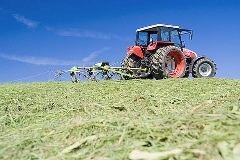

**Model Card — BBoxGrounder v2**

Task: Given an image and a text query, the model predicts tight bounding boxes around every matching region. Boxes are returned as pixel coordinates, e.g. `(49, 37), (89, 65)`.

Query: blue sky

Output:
(0, 0), (240, 83)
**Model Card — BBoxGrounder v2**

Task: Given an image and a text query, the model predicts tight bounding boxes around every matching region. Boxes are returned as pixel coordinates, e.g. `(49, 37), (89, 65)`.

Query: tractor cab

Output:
(136, 24), (193, 49)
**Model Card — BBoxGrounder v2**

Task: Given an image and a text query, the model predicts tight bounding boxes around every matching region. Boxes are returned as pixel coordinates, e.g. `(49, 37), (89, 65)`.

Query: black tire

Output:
(70, 72), (79, 83)
(150, 46), (186, 79)
(192, 57), (216, 78)
(182, 66), (190, 78)
(121, 54), (141, 79)
(183, 58), (191, 78)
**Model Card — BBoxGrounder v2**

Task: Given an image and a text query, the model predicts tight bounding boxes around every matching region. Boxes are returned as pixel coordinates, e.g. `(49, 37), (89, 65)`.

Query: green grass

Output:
(0, 78), (240, 160)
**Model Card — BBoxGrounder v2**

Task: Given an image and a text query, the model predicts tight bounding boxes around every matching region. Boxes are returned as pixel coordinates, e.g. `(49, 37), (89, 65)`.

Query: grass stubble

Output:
(0, 78), (240, 160)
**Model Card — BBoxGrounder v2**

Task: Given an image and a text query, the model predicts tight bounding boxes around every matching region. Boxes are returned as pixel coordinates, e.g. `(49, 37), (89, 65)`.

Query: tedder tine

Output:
(55, 62), (147, 82)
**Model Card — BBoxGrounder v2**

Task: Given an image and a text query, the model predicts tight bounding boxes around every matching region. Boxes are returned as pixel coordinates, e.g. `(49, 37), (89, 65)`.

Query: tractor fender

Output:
(127, 46), (144, 59)
(189, 56), (205, 73)
(182, 48), (197, 59)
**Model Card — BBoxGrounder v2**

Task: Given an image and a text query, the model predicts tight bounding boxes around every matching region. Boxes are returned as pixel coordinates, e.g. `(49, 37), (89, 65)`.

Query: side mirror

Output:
(180, 29), (193, 40)
(190, 33), (193, 40)
(189, 31), (193, 40)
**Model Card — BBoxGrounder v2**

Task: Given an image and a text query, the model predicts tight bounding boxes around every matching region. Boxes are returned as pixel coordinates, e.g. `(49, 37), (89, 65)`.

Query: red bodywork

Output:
(128, 41), (198, 59)
(182, 48), (197, 59)
(127, 46), (144, 58)
(128, 41), (175, 59)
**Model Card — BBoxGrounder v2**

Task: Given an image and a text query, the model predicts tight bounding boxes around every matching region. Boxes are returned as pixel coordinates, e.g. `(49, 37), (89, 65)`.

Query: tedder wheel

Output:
(192, 57), (216, 78)
(121, 53), (141, 79)
(150, 45), (186, 79)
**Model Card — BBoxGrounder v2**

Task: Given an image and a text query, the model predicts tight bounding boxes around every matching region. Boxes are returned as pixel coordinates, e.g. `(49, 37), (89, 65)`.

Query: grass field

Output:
(0, 78), (240, 160)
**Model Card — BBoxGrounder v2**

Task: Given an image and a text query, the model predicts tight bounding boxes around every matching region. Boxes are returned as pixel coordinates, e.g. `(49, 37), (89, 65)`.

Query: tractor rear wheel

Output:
(121, 53), (141, 79)
(192, 58), (216, 78)
(150, 46), (186, 79)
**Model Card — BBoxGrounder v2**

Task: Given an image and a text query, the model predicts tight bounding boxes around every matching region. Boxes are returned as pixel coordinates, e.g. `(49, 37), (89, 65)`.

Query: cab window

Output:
(161, 27), (169, 41)
(160, 27), (181, 47)
(170, 30), (181, 47)
(137, 32), (148, 46)
(149, 33), (157, 42)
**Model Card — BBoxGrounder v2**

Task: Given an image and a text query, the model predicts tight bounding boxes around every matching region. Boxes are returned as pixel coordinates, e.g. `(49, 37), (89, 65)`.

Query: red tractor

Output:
(121, 24), (216, 79)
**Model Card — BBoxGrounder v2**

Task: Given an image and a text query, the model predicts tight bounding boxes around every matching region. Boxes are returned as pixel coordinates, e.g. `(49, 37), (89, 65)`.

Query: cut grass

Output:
(0, 78), (240, 159)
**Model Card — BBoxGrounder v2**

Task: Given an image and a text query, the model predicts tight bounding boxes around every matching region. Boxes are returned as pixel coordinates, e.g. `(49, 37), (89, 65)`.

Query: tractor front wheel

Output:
(192, 58), (216, 78)
(150, 46), (186, 79)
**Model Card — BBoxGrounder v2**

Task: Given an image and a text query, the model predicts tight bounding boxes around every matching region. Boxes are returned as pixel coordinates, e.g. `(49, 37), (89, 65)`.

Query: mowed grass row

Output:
(0, 78), (240, 160)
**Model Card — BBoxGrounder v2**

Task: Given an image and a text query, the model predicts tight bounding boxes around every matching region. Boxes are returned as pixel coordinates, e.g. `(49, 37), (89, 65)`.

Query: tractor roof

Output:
(136, 24), (180, 32)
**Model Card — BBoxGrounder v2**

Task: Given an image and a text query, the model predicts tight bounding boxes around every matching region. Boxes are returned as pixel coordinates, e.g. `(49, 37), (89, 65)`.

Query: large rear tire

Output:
(192, 58), (216, 78)
(150, 46), (186, 79)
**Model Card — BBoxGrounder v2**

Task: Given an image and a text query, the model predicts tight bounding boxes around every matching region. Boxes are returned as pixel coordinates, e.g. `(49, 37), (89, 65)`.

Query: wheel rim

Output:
(165, 50), (185, 78)
(198, 62), (212, 76)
